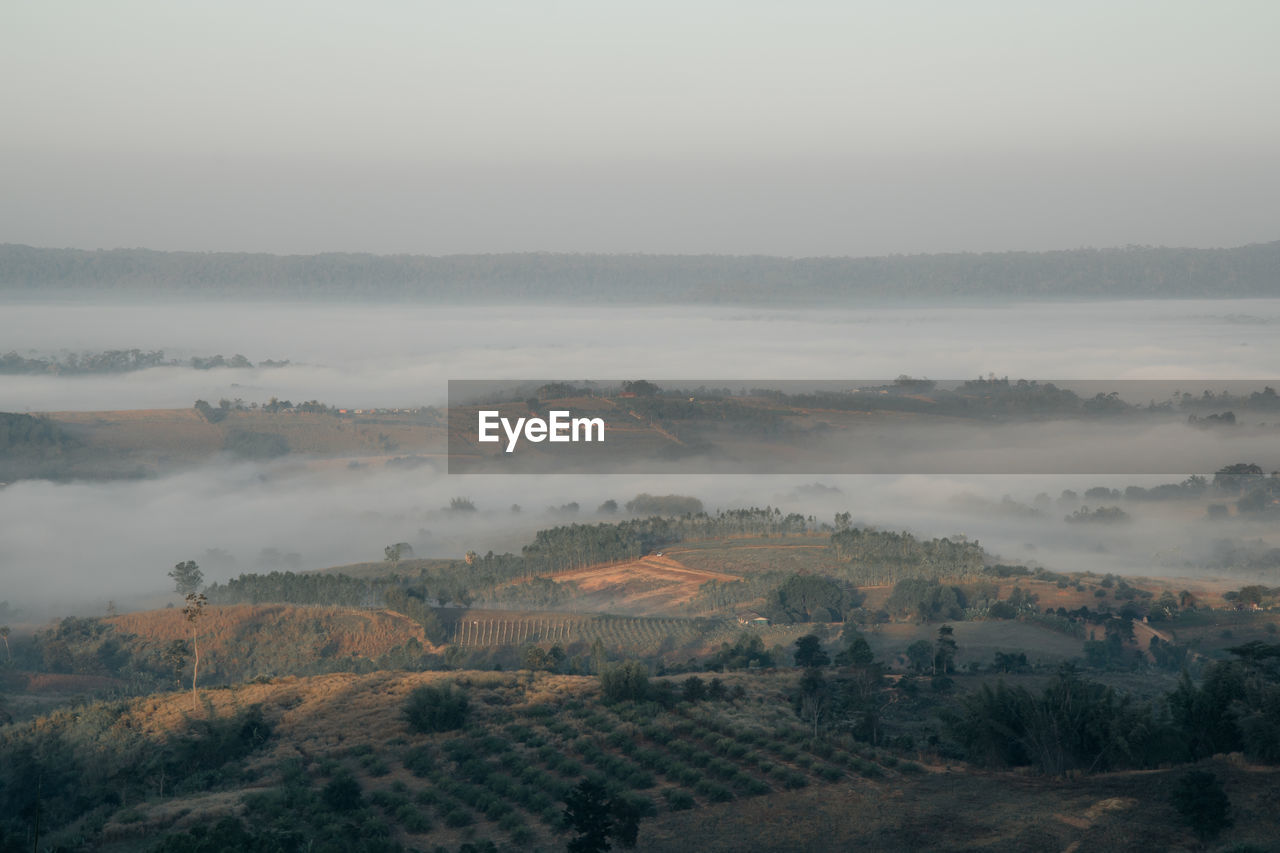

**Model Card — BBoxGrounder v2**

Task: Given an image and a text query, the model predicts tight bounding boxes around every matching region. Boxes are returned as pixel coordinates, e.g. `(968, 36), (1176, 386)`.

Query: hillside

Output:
(106, 604), (438, 669)
(5, 668), (1278, 852)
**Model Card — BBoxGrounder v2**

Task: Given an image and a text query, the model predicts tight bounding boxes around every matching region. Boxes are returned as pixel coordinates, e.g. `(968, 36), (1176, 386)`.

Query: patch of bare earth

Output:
(520, 555), (743, 614)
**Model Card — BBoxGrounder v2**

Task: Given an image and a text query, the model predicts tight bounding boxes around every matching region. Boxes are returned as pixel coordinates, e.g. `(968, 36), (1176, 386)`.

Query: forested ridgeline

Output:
(4, 242), (1280, 301)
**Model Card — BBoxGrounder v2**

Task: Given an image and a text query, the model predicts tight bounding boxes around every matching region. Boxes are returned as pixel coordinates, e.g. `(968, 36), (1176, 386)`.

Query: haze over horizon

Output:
(4, 2), (1279, 258)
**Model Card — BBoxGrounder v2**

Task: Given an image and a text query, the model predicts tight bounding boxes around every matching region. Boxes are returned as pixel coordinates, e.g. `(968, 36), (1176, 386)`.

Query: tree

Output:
(181, 592), (207, 702)
(770, 575), (854, 623)
(403, 684), (470, 732)
(834, 630), (874, 667)
(0, 625), (9, 663)
(1213, 462), (1264, 493)
(906, 640), (934, 674)
(934, 624), (958, 675)
(563, 778), (642, 852)
(793, 634), (830, 668)
(384, 542), (413, 564)
(681, 675), (707, 702)
(1171, 770), (1232, 841)
(621, 380), (660, 397)
(168, 560), (203, 595)
(599, 661), (649, 703)
(795, 667), (830, 738)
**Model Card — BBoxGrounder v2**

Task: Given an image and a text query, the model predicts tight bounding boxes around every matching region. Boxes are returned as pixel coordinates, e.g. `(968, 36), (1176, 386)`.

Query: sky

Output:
(2, 1), (1279, 256)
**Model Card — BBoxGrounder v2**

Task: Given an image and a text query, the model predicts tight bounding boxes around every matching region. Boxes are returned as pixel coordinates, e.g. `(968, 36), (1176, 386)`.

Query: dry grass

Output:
(107, 603), (437, 661)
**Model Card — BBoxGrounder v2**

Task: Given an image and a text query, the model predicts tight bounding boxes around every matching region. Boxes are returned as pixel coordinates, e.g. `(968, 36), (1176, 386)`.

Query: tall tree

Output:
(168, 560), (204, 596)
(182, 592), (207, 703)
(934, 624), (958, 675)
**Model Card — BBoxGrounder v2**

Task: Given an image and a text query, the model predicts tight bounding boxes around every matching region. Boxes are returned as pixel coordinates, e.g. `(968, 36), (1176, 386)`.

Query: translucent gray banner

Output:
(447, 379), (1280, 475)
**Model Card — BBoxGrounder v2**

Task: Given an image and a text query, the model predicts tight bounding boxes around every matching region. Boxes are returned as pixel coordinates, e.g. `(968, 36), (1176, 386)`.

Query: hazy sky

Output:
(3, 1), (1278, 256)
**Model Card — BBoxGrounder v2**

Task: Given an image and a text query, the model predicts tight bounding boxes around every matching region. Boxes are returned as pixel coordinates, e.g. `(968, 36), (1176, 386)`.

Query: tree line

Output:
(0, 349), (285, 374)
(5, 241), (1280, 301)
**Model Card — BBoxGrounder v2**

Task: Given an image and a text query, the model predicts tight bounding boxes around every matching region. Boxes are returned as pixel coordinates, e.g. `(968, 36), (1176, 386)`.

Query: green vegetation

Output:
(0, 411), (75, 455)
(223, 430), (290, 459)
(0, 704), (272, 850)
(403, 684), (470, 733)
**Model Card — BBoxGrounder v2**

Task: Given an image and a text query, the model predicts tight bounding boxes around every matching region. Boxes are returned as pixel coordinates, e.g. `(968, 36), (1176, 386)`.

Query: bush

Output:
(443, 807), (474, 828)
(1171, 770), (1232, 841)
(663, 788), (696, 810)
(322, 772), (363, 811)
(396, 805), (432, 833)
(403, 684), (470, 733)
(223, 430), (290, 459)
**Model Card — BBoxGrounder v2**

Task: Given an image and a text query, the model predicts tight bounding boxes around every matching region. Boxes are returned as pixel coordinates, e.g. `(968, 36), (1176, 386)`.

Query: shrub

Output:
(782, 771), (808, 790)
(817, 764), (843, 782)
(322, 772), (363, 811)
(443, 807), (474, 828)
(1171, 770), (1232, 841)
(663, 788), (695, 810)
(403, 684), (470, 733)
(396, 805), (432, 833)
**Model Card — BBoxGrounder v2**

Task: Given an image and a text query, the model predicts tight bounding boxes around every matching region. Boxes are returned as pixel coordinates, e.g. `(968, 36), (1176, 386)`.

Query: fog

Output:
(2, 300), (1278, 412)
(5, 4), (1280, 255)
(2, 298), (1278, 616)
(2, 462), (1272, 617)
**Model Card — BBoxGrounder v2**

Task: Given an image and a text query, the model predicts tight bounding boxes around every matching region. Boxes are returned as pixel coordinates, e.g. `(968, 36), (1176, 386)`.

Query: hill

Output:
(4, 668), (1278, 852)
(3, 241), (1280, 302)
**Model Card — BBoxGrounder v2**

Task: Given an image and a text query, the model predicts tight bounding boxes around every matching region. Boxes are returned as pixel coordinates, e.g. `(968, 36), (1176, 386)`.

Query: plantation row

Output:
(450, 614), (735, 654)
(341, 694), (915, 848)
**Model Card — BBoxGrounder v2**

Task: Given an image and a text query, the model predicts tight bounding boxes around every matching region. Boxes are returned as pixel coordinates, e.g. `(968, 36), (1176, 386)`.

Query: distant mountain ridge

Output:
(1, 241), (1278, 302)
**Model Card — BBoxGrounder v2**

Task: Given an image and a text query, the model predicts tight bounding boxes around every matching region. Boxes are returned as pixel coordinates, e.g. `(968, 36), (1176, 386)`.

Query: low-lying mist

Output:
(3, 297), (1277, 620)
(1, 457), (1272, 619)
(3, 299), (1279, 412)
